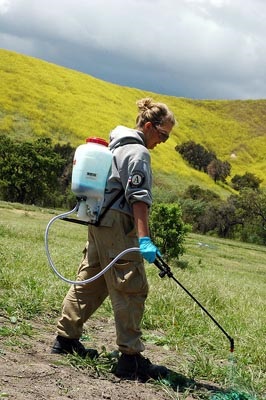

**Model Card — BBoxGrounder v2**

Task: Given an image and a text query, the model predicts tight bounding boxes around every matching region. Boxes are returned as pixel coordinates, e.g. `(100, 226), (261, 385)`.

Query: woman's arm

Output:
(132, 201), (150, 238)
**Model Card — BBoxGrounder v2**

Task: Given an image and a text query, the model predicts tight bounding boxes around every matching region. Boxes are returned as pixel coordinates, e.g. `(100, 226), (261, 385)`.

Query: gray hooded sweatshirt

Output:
(102, 125), (153, 217)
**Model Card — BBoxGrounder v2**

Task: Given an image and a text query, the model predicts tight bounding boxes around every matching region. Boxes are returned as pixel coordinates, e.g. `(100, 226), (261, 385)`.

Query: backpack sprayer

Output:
(44, 136), (234, 352)
(71, 137), (113, 223)
(44, 136), (140, 284)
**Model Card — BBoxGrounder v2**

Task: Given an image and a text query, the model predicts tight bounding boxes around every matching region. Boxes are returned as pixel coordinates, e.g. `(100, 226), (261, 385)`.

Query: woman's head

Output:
(135, 97), (176, 149)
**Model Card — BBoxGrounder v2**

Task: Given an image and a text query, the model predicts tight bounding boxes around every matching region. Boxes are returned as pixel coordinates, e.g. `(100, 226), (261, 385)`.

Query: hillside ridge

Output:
(1, 49), (265, 195)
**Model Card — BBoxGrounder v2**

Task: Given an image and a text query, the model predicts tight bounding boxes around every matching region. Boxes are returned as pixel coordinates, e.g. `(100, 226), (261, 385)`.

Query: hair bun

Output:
(136, 97), (153, 111)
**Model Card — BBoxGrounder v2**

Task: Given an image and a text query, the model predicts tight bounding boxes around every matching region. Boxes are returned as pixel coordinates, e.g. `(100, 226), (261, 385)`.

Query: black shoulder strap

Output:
(94, 189), (123, 226)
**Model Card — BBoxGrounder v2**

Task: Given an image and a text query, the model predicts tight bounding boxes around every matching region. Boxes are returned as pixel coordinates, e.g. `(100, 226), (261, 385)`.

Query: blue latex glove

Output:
(139, 236), (161, 263)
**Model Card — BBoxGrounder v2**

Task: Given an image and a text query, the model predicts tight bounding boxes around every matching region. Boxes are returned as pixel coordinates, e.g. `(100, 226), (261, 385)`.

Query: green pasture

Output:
(0, 202), (265, 398)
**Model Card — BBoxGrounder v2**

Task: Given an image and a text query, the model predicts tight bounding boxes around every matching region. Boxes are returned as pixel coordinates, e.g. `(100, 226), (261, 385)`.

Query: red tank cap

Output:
(86, 137), (109, 147)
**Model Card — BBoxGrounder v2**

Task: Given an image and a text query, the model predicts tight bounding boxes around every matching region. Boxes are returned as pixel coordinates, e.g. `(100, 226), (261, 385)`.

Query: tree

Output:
(207, 159), (231, 183)
(231, 172), (262, 191)
(180, 198), (207, 232)
(54, 142), (75, 193)
(176, 140), (216, 171)
(183, 185), (220, 201)
(239, 189), (266, 243)
(0, 137), (65, 205)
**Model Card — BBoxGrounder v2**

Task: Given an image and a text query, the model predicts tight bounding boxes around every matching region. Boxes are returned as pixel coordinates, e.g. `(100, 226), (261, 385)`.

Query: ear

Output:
(144, 121), (153, 130)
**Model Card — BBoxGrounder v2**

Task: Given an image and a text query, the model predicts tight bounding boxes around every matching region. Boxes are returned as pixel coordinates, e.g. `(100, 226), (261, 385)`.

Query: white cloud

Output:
(0, 0), (265, 99)
(0, 0), (10, 14)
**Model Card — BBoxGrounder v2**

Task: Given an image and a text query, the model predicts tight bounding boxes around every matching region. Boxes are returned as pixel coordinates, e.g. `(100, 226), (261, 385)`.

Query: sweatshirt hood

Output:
(108, 125), (146, 150)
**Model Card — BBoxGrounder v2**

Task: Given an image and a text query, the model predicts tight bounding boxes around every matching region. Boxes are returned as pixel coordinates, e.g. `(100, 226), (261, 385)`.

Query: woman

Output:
(52, 97), (176, 381)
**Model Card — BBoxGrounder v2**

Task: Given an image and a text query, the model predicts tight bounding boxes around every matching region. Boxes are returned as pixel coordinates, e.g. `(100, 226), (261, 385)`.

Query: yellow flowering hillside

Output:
(1, 49), (265, 196)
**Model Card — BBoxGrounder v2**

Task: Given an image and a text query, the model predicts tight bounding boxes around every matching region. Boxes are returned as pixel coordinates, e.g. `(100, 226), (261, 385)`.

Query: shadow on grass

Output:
(160, 369), (257, 400)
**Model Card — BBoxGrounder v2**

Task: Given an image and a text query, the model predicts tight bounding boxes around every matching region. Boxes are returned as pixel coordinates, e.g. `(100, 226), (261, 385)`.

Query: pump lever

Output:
(154, 255), (172, 278)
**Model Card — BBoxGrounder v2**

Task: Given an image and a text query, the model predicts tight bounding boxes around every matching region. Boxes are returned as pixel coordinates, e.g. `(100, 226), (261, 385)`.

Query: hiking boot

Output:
(51, 335), (99, 359)
(114, 353), (169, 382)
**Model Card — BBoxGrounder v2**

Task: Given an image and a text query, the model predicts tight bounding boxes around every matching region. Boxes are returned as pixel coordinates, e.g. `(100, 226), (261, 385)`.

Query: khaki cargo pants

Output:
(56, 210), (149, 354)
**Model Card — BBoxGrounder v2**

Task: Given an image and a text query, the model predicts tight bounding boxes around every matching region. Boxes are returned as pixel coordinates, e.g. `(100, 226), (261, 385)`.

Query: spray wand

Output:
(154, 254), (234, 353)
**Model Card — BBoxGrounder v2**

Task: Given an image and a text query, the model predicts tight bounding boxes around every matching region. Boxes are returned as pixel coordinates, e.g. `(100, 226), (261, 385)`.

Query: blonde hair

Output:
(135, 97), (176, 128)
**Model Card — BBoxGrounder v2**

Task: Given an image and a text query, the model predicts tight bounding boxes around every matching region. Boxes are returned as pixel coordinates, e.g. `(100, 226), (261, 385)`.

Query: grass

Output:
(0, 201), (265, 399)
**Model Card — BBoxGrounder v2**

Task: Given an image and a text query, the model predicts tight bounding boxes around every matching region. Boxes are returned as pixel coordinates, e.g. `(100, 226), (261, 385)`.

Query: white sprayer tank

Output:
(71, 137), (113, 222)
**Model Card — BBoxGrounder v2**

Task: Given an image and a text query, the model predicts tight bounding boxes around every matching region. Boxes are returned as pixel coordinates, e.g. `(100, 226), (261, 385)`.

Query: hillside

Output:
(1, 49), (265, 197)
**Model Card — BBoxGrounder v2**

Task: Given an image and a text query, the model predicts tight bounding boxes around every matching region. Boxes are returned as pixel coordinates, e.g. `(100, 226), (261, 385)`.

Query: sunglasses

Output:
(152, 124), (170, 142)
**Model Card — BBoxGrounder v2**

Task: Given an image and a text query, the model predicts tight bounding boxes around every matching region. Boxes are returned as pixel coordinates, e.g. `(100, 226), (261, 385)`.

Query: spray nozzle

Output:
(230, 338), (235, 353)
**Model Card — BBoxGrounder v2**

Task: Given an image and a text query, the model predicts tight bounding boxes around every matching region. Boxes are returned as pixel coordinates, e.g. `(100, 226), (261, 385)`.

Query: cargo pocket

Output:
(76, 242), (89, 274)
(110, 260), (148, 294)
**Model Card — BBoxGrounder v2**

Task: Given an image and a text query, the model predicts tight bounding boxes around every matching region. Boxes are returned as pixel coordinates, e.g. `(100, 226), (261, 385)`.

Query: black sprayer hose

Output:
(154, 255), (234, 352)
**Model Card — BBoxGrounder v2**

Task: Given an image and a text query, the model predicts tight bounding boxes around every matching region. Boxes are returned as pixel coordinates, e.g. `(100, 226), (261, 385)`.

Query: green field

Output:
(0, 201), (265, 398)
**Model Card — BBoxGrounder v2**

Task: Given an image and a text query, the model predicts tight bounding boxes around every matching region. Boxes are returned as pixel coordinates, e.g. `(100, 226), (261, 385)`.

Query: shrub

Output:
(150, 203), (190, 262)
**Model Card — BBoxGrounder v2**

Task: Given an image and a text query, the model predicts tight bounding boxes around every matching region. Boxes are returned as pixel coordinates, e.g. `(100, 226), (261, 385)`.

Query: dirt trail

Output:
(0, 316), (220, 399)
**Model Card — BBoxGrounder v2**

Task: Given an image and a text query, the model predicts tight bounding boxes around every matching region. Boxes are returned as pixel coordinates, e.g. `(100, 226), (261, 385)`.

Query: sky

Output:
(0, 0), (266, 100)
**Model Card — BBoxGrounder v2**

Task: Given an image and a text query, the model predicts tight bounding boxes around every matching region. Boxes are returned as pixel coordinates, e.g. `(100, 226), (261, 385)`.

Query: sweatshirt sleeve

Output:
(117, 147), (153, 207)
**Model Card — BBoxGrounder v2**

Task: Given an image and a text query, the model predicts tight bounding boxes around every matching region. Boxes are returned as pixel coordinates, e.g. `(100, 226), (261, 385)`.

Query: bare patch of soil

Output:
(0, 316), (221, 399)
